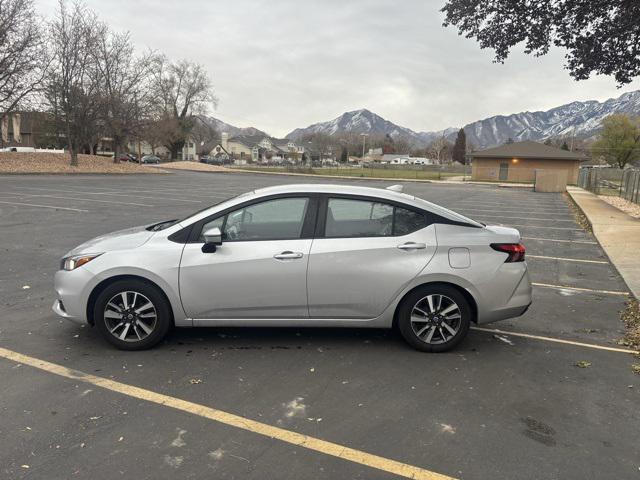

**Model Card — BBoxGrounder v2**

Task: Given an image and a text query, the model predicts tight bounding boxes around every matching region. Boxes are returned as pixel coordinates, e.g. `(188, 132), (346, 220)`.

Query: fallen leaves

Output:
(189, 378), (203, 384)
(575, 361), (592, 368)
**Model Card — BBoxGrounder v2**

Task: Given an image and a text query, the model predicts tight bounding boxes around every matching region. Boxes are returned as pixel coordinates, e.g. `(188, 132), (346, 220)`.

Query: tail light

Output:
(490, 243), (525, 262)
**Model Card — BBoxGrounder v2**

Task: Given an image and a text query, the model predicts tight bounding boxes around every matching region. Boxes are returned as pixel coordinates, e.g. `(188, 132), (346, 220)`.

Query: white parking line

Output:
(521, 236), (598, 245)
(502, 224), (583, 231)
(0, 200), (88, 212)
(532, 282), (628, 296)
(469, 214), (575, 223)
(457, 208), (574, 219)
(453, 200), (566, 208)
(0, 192), (153, 207)
(471, 327), (637, 354)
(9, 186), (204, 204)
(527, 254), (609, 264)
(451, 207), (569, 216)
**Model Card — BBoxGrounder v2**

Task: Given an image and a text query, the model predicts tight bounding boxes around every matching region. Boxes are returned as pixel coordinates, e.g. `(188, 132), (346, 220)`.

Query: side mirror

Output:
(203, 227), (222, 245)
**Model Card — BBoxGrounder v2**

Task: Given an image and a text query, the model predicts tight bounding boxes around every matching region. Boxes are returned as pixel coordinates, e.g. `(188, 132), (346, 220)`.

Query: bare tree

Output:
(46, 0), (101, 166)
(0, 0), (46, 116)
(190, 116), (220, 157)
(151, 56), (216, 159)
(427, 136), (452, 164)
(93, 24), (154, 161)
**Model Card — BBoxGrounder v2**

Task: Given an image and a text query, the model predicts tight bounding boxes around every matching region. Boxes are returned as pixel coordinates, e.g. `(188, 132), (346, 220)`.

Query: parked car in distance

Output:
(201, 156), (224, 166)
(141, 154), (160, 164)
(53, 184), (532, 352)
(116, 153), (137, 162)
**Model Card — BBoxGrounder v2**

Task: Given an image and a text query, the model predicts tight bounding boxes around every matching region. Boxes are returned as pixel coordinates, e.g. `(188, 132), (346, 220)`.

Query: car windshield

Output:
(175, 191), (255, 225)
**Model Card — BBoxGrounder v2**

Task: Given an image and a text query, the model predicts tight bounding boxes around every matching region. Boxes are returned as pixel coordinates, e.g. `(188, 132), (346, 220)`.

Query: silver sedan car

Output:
(53, 184), (532, 352)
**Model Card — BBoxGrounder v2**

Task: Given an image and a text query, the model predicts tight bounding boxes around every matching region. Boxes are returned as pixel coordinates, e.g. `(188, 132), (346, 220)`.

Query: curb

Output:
(566, 186), (640, 301)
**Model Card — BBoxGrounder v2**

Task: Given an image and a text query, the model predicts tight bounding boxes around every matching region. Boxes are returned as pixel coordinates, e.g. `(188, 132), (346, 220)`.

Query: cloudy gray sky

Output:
(38, 0), (640, 137)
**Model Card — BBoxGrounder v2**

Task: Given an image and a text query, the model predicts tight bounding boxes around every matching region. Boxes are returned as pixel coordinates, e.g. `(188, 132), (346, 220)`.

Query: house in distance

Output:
(469, 140), (585, 184)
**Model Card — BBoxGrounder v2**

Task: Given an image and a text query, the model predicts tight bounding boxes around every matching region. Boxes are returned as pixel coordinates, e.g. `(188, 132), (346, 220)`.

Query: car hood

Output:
(65, 225), (155, 257)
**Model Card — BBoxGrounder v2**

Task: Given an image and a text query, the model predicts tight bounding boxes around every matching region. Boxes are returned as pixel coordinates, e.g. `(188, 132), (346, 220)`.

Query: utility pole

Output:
(361, 133), (368, 158)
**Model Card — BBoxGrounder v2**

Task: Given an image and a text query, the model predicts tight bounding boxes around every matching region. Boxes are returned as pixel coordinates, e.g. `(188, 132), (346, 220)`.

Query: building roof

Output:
(469, 140), (585, 160)
(228, 134), (267, 148)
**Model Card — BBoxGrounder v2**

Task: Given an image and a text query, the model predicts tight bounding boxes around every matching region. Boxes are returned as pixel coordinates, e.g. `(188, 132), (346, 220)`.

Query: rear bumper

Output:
(476, 266), (533, 324)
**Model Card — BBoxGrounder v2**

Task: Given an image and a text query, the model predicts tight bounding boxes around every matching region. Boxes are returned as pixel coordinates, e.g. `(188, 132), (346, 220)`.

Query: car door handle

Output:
(273, 251), (304, 260)
(397, 242), (426, 250)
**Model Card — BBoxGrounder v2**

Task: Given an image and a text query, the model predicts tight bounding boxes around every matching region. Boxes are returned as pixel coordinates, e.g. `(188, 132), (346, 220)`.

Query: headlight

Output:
(61, 253), (103, 271)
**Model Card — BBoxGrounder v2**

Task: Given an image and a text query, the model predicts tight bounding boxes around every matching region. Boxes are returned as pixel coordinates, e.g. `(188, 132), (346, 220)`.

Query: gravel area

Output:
(0, 152), (162, 174)
(154, 160), (229, 172)
(599, 195), (640, 219)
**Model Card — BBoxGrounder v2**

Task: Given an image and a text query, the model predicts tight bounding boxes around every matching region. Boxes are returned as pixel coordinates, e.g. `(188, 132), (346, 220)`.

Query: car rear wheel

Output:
(398, 285), (471, 352)
(94, 280), (171, 350)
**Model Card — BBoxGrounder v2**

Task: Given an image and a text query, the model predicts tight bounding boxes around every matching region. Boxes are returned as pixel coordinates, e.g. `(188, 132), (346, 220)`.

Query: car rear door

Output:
(179, 195), (317, 319)
(307, 196), (437, 318)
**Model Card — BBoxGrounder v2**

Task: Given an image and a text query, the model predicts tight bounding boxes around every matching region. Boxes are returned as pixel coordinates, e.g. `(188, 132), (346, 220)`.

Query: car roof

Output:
(253, 183), (416, 202)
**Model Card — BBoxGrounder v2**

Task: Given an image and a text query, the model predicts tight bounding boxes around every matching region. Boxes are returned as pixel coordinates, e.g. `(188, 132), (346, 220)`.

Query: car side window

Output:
(325, 198), (393, 237)
(394, 207), (428, 236)
(201, 197), (309, 242)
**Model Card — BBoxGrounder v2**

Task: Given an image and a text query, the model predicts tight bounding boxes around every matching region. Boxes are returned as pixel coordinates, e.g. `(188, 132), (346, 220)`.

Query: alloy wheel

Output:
(410, 294), (462, 344)
(103, 291), (157, 342)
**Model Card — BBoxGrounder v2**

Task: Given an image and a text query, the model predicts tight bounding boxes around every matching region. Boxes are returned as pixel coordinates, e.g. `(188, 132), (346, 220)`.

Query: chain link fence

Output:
(578, 167), (640, 204)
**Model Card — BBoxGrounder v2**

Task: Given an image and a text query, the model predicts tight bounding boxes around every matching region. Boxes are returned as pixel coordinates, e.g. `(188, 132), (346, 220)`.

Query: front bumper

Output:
(52, 268), (94, 325)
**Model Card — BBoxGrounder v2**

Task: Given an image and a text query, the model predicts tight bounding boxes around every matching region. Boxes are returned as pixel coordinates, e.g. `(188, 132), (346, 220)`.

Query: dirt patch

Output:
(620, 299), (640, 351)
(598, 195), (640, 219)
(0, 152), (163, 174)
(156, 161), (230, 173)
(564, 192), (592, 233)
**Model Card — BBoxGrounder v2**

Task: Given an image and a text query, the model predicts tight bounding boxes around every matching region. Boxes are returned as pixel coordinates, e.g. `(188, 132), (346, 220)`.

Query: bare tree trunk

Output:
(66, 120), (78, 167)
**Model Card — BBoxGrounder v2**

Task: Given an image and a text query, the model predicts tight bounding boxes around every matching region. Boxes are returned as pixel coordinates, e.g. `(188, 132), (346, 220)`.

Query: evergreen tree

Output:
(452, 128), (466, 164)
(340, 147), (348, 163)
(561, 141), (569, 150)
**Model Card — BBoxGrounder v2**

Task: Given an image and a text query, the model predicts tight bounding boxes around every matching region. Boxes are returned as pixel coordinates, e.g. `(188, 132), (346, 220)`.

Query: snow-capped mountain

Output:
(286, 109), (453, 146)
(197, 115), (268, 138)
(285, 90), (640, 149)
(462, 91), (640, 148)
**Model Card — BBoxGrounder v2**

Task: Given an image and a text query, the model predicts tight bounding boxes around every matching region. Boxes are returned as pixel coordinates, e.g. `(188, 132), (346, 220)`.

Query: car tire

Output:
(94, 279), (172, 350)
(397, 284), (471, 353)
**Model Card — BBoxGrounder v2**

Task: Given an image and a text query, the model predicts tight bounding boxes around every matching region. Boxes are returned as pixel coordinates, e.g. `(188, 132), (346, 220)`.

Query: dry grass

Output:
(564, 192), (592, 233)
(156, 161), (229, 173)
(0, 152), (163, 174)
(620, 299), (640, 351)
(598, 195), (640, 219)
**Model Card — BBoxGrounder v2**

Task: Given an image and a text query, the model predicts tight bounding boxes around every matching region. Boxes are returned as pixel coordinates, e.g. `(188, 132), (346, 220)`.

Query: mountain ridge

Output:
(285, 90), (640, 149)
(203, 90), (640, 149)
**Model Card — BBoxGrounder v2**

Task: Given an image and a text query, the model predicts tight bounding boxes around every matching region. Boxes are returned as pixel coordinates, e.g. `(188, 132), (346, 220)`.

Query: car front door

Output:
(179, 195), (316, 319)
(307, 196), (437, 318)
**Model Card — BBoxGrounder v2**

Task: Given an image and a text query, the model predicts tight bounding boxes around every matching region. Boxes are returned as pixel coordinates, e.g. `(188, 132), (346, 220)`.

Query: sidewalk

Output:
(567, 186), (640, 300)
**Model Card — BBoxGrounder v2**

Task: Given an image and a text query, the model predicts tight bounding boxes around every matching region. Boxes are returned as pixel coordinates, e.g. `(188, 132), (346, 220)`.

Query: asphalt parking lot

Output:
(1, 171), (638, 480)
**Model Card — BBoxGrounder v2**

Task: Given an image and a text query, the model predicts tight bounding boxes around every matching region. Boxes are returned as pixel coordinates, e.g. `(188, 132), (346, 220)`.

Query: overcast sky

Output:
(37, 0), (640, 137)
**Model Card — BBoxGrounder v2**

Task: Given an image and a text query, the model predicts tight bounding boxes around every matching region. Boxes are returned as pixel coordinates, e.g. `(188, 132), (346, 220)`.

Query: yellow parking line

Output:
(471, 327), (637, 354)
(527, 254), (609, 264)
(532, 282), (629, 296)
(0, 346), (455, 480)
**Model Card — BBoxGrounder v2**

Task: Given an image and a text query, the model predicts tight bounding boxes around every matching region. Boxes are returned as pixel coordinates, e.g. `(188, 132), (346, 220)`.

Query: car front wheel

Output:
(94, 279), (172, 350)
(398, 285), (471, 352)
